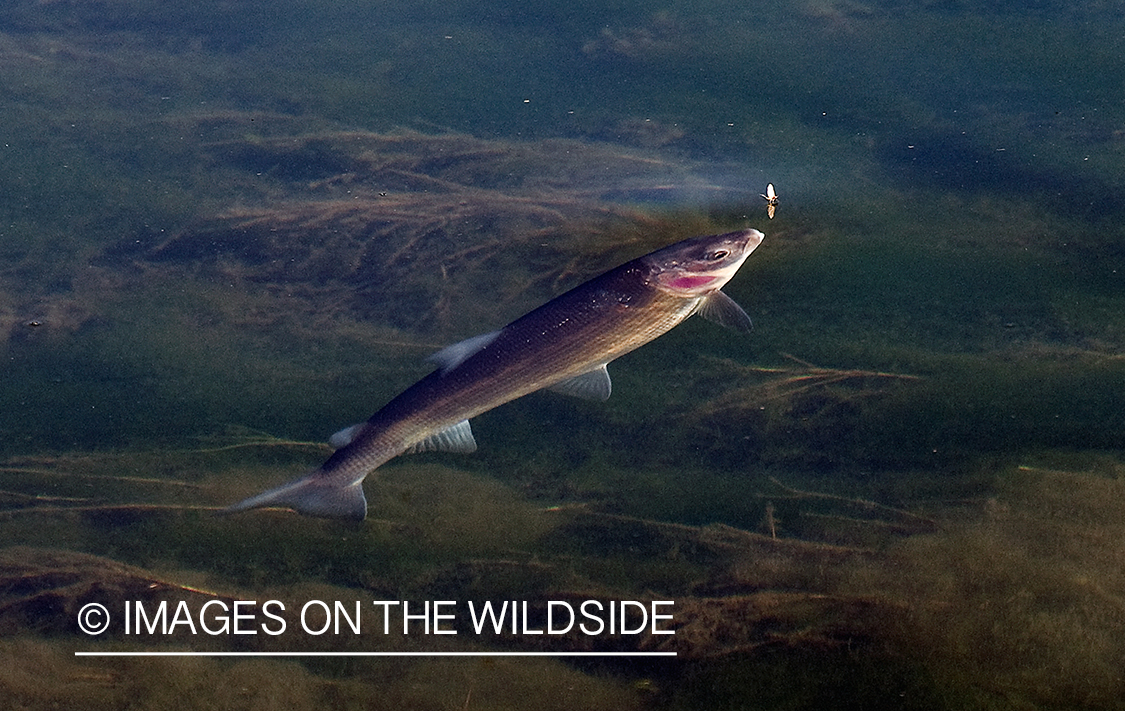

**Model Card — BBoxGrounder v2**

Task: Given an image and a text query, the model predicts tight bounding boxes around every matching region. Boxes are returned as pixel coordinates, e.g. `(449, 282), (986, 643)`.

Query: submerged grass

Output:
(853, 461), (1125, 709)
(0, 637), (648, 711)
(3, 0), (1125, 707)
(5, 446), (1123, 709)
(2, 117), (1123, 703)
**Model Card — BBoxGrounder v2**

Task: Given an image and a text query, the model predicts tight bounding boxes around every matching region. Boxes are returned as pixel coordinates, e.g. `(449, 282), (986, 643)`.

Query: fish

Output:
(225, 228), (765, 520)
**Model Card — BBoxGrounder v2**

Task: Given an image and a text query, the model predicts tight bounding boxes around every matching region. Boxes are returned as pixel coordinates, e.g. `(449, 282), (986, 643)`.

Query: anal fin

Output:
(403, 419), (478, 454)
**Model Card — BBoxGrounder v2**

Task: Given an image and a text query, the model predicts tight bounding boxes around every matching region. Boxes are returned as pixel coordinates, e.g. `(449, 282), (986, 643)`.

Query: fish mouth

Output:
(653, 229), (763, 296)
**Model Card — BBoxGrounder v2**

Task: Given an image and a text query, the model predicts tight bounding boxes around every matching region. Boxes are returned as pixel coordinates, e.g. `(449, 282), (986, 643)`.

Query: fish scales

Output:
(227, 228), (764, 520)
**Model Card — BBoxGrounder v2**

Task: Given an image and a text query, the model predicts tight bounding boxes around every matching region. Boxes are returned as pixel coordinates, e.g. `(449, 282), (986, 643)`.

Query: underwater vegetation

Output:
(130, 125), (741, 333)
(4, 112), (1122, 464)
(2, 0), (1125, 708)
(2, 446), (1124, 709)
(1, 107), (1124, 711)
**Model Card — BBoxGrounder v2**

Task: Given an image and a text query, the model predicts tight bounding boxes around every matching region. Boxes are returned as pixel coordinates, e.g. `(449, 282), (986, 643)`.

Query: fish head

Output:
(648, 228), (764, 297)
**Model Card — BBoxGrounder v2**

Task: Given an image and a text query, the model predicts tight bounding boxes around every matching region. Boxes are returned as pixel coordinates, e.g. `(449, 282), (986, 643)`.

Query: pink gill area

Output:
(666, 275), (717, 290)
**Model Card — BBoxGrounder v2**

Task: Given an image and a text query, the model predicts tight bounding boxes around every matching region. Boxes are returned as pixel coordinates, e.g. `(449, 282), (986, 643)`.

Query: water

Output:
(2, 0), (1124, 708)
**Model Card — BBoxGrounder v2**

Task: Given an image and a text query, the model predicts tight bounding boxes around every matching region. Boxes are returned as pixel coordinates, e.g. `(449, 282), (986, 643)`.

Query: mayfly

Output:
(760, 183), (778, 219)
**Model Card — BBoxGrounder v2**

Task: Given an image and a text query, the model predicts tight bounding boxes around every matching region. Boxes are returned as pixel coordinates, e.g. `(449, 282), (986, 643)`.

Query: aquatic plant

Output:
(3, 437), (1124, 708)
(131, 125), (739, 334)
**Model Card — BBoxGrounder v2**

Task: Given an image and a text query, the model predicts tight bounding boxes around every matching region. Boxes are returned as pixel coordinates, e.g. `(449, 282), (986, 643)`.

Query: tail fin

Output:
(223, 472), (368, 521)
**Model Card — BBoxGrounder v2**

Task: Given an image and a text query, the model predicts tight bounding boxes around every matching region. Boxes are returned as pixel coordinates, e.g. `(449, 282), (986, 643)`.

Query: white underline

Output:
(75, 651), (677, 657)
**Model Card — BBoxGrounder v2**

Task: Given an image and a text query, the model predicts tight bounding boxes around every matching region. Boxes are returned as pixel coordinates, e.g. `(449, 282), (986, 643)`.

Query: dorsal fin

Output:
(426, 330), (502, 374)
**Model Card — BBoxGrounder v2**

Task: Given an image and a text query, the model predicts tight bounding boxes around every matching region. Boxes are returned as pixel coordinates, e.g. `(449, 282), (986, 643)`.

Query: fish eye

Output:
(706, 249), (730, 261)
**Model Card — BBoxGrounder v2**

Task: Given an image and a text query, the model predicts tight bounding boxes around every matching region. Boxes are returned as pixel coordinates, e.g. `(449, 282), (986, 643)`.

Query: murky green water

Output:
(2, 0), (1124, 709)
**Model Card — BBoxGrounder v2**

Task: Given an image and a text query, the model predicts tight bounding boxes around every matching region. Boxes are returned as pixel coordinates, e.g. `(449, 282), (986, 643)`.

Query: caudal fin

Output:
(223, 472), (368, 521)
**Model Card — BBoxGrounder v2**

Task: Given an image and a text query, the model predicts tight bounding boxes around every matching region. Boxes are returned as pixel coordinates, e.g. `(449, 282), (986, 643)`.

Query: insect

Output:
(760, 183), (778, 219)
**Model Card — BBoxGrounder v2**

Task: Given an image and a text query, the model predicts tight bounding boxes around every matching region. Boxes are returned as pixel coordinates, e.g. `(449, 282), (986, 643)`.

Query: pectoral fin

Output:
(696, 290), (752, 332)
(547, 364), (612, 401)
